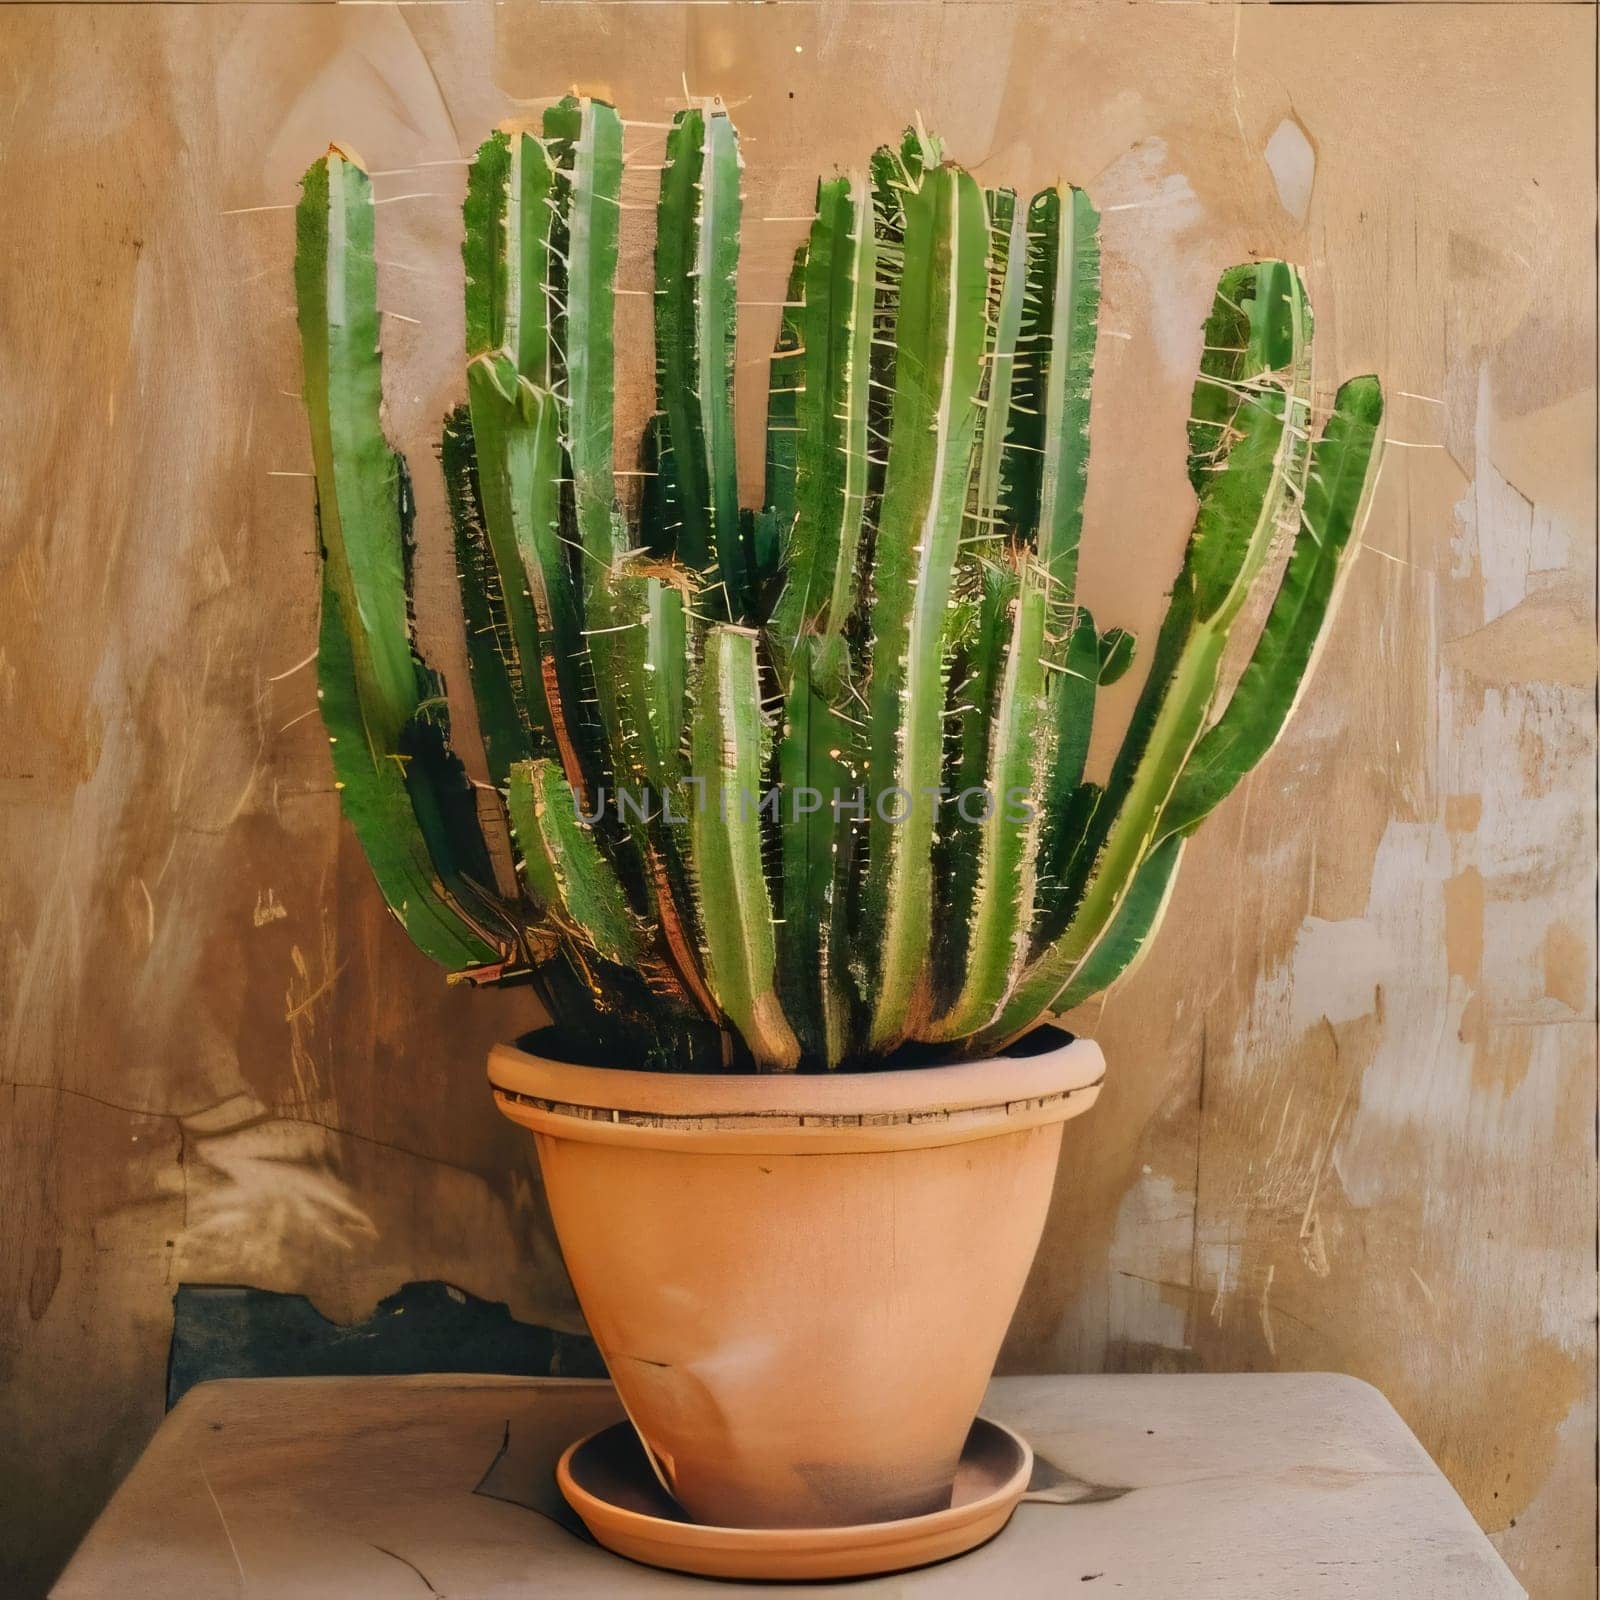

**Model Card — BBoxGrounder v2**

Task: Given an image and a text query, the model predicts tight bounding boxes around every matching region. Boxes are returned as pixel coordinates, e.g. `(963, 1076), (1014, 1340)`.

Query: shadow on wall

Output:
(166, 1281), (604, 1408)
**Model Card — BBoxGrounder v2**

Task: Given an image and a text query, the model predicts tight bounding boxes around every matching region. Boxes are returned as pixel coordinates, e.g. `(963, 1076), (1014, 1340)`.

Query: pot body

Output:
(490, 1032), (1102, 1529)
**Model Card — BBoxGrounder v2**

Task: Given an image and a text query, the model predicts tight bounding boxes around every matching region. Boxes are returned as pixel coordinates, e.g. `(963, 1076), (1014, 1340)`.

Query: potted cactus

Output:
(294, 98), (1383, 1574)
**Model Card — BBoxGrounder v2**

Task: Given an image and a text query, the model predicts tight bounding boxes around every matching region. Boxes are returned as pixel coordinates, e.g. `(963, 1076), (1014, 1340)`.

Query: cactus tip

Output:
(325, 141), (368, 172)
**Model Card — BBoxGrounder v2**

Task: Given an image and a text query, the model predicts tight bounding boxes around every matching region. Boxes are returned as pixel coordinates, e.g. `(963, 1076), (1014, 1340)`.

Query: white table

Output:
(53, 1372), (1523, 1598)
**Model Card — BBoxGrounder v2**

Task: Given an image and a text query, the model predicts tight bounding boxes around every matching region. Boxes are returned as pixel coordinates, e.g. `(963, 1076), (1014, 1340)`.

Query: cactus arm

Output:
(1044, 779), (1103, 907)
(1015, 602), (1098, 938)
(644, 841), (722, 1026)
(1031, 187), (1101, 591)
(770, 174), (878, 662)
(464, 132), (597, 800)
(1052, 609), (1103, 793)
(1003, 186), (1101, 594)
(580, 547), (722, 1024)
(776, 632), (861, 1064)
(296, 148), (501, 971)
(544, 96), (626, 585)
(501, 379), (585, 782)
(931, 562), (1015, 996)
(976, 261), (1314, 1050)
(399, 675), (511, 933)
(1155, 375), (1385, 843)
(462, 132), (510, 357)
(923, 188), (1027, 1009)
(763, 241), (808, 530)
(1068, 260), (1314, 889)
(925, 557), (1054, 1039)
(868, 123), (943, 229)
(1029, 613), (1134, 927)
(1017, 380), (1383, 1028)
(547, 95), (627, 595)
(468, 361), (591, 796)
(861, 137), (914, 535)
(698, 111), (743, 612)
(460, 136), (552, 748)
(972, 190), (1028, 535)
(1049, 832), (1185, 1015)
(689, 628), (800, 1070)
(652, 113), (701, 567)
(861, 166), (990, 1051)
(583, 557), (653, 806)
(507, 759), (640, 966)
(635, 415), (674, 557)
(744, 508), (785, 604)
(922, 185), (1097, 1022)
(441, 407), (534, 788)
(459, 365), (552, 747)
(581, 551), (721, 1017)
(463, 131), (554, 385)
(644, 573), (690, 767)
(587, 555), (695, 795)
(655, 106), (744, 614)
(295, 148), (419, 752)
(316, 570), (502, 969)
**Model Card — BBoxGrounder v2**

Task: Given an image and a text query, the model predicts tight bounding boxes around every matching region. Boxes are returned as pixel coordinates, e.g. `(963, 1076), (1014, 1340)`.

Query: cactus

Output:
(294, 102), (1384, 1073)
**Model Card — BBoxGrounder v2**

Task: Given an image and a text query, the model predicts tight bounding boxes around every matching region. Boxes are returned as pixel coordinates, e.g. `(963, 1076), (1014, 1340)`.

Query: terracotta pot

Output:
(489, 1028), (1103, 1530)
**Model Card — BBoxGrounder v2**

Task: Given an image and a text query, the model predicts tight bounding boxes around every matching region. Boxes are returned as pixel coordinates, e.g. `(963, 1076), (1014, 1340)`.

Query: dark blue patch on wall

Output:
(167, 1281), (605, 1408)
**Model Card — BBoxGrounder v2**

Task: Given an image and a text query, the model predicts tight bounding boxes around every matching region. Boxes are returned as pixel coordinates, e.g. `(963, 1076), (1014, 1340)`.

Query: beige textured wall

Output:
(1, 5), (1593, 1596)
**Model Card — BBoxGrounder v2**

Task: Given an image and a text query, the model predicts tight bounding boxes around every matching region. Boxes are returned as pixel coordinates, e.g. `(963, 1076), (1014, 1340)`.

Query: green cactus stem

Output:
(507, 759), (641, 967)
(296, 148), (502, 971)
(860, 162), (990, 1052)
(769, 174), (878, 661)
(543, 95), (626, 591)
(690, 627), (800, 1070)
(654, 105), (744, 616)
(295, 107), (1384, 1073)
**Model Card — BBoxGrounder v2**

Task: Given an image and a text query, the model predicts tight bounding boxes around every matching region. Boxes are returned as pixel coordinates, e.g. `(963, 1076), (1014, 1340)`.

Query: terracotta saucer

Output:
(556, 1416), (1033, 1582)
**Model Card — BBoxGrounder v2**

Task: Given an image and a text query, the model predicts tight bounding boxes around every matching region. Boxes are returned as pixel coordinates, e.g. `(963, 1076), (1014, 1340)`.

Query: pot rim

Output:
(489, 1027), (1104, 1154)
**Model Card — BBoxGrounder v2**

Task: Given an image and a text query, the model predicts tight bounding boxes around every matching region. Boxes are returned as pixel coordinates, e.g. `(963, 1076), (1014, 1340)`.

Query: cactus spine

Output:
(295, 104), (1384, 1072)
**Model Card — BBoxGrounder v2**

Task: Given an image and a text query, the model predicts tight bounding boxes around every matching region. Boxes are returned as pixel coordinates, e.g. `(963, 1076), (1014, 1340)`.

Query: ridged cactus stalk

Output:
(294, 103), (1384, 1073)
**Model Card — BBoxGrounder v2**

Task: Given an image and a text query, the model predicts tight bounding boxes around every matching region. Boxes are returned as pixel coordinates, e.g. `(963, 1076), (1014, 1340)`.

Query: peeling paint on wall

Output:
(1264, 116), (1315, 222)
